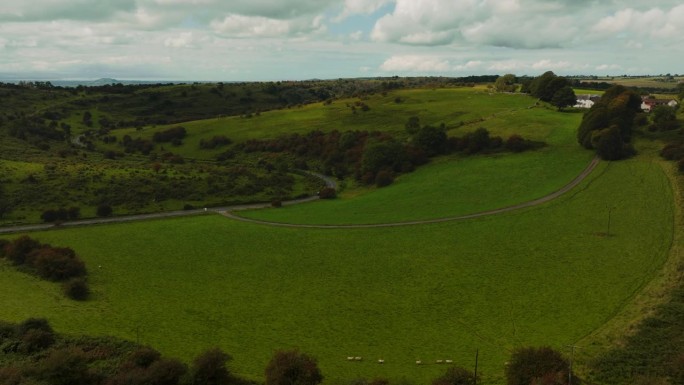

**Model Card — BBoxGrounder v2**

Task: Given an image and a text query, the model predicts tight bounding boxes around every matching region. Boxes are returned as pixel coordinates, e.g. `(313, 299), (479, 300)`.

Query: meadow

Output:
(0, 155), (673, 384)
(238, 103), (592, 225)
(105, 87), (539, 160)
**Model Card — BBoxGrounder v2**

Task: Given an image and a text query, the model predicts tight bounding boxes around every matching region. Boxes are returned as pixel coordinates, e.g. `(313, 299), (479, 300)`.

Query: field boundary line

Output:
(222, 156), (601, 229)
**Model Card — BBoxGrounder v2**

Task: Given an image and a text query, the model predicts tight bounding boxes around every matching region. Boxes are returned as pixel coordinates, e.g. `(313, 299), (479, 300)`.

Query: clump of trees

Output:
(649, 105), (679, 131)
(40, 206), (81, 223)
(152, 126), (187, 145)
(0, 236), (89, 300)
(576, 85), (642, 160)
(522, 71), (577, 111)
(238, 126), (544, 189)
(494, 74), (517, 93)
(200, 135), (233, 149)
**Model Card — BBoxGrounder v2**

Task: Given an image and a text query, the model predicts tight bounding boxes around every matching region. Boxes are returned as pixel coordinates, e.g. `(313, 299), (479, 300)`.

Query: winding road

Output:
(0, 158), (599, 234)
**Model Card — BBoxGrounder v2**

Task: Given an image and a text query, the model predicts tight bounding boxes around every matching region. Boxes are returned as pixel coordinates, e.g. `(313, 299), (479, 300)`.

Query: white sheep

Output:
(436, 360), (444, 364)
(347, 357), (354, 361)
(354, 357), (362, 361)
(416, 360), (422, 365)
(445, 359), (453, 364)
(378, 359), (384, 364)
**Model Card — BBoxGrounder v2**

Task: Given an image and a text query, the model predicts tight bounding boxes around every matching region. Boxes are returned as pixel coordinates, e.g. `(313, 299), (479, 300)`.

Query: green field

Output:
(239, 104), (592, 225)
(106, 88), (539, 160)
(0, 155), (673, 384)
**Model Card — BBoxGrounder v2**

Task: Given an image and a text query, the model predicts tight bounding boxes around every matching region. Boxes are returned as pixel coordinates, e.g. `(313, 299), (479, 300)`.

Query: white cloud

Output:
(380, 55), (451, 72)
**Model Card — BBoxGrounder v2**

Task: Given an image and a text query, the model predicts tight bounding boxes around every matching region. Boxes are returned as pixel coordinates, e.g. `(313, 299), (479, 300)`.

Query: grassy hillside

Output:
(239, 102), (590, 225)
(0, 155), (672, 384)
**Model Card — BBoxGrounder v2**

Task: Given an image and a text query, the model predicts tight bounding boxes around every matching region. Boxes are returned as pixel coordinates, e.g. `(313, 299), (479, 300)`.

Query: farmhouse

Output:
(574, 94), (601, 108)
(641, 96), (679, 112)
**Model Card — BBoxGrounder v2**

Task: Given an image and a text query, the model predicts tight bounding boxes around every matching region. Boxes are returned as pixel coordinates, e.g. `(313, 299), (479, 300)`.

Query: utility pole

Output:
(566, 345), (580, 385)
(473, 349), (479, 385)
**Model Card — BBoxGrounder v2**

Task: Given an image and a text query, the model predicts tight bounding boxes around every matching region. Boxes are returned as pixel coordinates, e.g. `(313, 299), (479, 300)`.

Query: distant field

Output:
(580, 76), (683, 90)
(105, 88), (538, 160)
(239, 104), (591, 225)
(0, 156), (672, 384)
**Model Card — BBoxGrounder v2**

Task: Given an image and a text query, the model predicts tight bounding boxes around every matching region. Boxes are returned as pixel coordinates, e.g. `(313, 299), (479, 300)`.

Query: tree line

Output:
(0, 316), (584, 385)
(0, 236), (89, 300)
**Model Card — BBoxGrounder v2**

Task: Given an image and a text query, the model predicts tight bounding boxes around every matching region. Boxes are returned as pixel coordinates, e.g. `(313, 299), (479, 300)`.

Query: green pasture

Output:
(0, 156), (673, 384)
(240, 104), (591, 225)
(105, 88), (538, 159)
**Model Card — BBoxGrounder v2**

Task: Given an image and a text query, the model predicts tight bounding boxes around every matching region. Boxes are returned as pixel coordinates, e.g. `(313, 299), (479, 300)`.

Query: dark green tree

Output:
(414, 125), (448, 156)
(551, 86), (577, 111)
(651, 105), (678, 131)
(494, 74), (517, 92)
(577, 85), (641, 160)
(405, 116), (421, 135)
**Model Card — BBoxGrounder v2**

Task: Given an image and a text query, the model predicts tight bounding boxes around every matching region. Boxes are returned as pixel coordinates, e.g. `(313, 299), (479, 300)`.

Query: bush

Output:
(505, 347), (572, 385)
(32, 347), (93, 385)
(375, 169), (394, 187)
(265, 350), (323, 385)
(318, 187), (336, 199)
(16, 318), (53, 336)
(63, 278), (90, 301)
(192, 347), (233, 385)
(3, 235), (41, 265)
(271, 199), (283, 208)
(29, 247), (86, 281)
(432, 366), (476, 385)
(19, 328), (55, 353)
(97, 204), (113, 217)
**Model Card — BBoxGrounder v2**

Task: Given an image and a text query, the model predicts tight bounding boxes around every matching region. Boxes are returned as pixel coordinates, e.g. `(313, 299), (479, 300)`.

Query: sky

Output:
(0, 0), (683, 81)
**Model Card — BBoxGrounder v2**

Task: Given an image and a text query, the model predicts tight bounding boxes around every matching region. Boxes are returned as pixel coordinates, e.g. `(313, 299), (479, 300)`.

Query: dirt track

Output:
(221, 156), (601, 229)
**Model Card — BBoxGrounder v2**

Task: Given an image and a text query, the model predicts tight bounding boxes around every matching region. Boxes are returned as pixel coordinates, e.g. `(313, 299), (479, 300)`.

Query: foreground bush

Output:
(505, 347), (573, 385)
(63, 278), (90, 301)
(265, 350), (322, 385)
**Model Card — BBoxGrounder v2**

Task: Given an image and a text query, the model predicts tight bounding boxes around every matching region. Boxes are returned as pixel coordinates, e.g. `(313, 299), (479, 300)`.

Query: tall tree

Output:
(551, 86), (577, 111)
(494, 74), (517, 92)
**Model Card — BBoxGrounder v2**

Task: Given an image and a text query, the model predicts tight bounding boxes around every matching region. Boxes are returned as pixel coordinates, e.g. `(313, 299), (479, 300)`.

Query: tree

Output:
(494, 74), (517, 93)
(651, 105), (679, 131)
(265, 349), (323, 385)
(432, 366), (476, 385)
(97, 204), (113, 217)
(551, 86), (577, 111)
(577, 85), (641, 160)
(0, 183), (10, 219)
(414, 125), (448, 156)
(192, 348), (234, 385)
(405, 116), (421, 135)
(505, 347), (573, 385)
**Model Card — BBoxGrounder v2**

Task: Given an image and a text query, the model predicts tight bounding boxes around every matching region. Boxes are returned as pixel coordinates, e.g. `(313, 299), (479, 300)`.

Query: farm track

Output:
(223, 156), (601, 228)
(0, 158), (599, 234)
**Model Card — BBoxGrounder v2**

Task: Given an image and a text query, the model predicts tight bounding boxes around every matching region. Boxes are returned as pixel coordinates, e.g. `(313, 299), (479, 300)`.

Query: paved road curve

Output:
(0, 159), (598, 234)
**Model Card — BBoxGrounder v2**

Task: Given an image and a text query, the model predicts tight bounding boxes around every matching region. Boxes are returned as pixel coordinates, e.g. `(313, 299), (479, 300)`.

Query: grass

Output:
(239, 104), (591, 225)
(105, 88), (539, 160)
(0, 155), (673, 384)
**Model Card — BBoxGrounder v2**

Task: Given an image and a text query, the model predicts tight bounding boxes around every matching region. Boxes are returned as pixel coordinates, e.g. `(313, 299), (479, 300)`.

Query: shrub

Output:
(432, 366), (476, 385)
(145, 358), (187, 385)
(318, 187), (336, 199)
(271, 199), (283, 208)
(32, 347), (93, 385)
(375, 169), (394, 187)
(63, 278), (90, 301)
(19, 328), (55, 353)
(29, 247), (86, 281)
(192, 347), (233, 385)
(0, 239), (9, 257)
(128, 347), (163, 368)
(16, 318), (53, 336)
(505, 347), (572, 385)
(4, 235), (41, 265)
(97, 204), (113, 217)
(265, 350), (323, 385)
